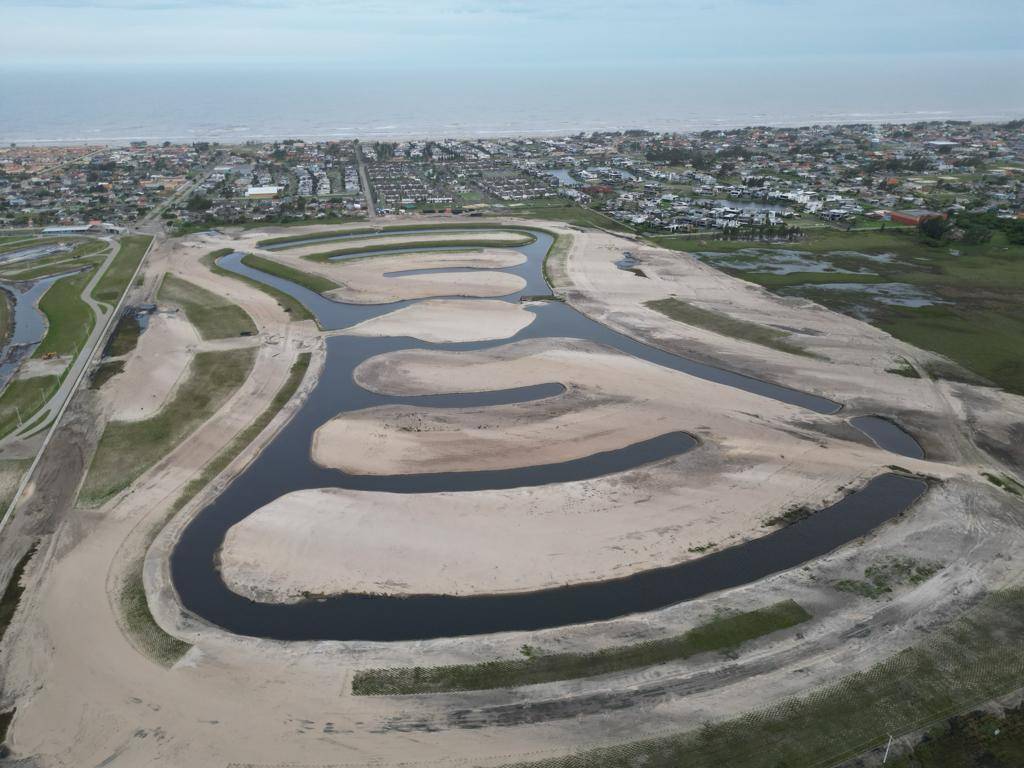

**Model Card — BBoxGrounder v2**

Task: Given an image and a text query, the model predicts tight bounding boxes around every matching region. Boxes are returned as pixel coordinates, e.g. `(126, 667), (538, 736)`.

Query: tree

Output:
(918, 216), (948, 241)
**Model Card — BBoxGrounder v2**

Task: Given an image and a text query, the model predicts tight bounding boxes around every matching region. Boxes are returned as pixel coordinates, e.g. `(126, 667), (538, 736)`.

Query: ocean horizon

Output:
(2, 53), (1023, 145)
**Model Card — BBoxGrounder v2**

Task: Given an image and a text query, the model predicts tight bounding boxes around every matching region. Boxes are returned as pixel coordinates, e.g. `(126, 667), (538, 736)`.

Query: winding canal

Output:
(170, 227), (926, 641)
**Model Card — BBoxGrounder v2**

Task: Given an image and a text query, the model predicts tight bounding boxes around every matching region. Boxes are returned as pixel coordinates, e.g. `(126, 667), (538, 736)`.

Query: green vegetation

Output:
(542, 232), (573, 290)
(762, 504), (812, 528)
(90, 234), (152, 305)
(89, 360), (125, 389)
(158, 273), (257, 340)
(0, 239), (107, 281)
(201, 249), (314, 323)
(301, 235), (535, 263)
(256, 222), (520, 248)
(645, 297), (813, 358)
(509, 587), (1024, 768)
(34, 268), (95, 359)
(499, 201), (635, 233)
(0, 543), (37, 646)
(169, 352), (310, 514)
(353, 600), (810, 695)
(119, 565), (191, 666)
(240, 254), (339, 293)
(118, 353), (311, 666)
(982, 472), (1024, 497)
(0, 236), (62, 256)
(888, 703), (1024, 767)
(79, 347), (257, 506)
(0, 376), (60, 439)
(0, 708), (12, 748)
(886, 356), (922, 378)
(103, 314), (141, 358)
(667, 226), (1024, 394)
(833, 557), (941, 599)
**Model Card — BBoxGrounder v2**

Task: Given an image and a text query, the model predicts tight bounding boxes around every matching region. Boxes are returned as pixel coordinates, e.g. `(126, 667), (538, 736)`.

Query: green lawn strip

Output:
(240, 254), (339, 293)
(119, 558), (191, 666)
(0, 543), (37, 646)
(34, 268), (95, 359)
(507, 587), (1024, 768)
(300, 235), (535, 263)
(90, 234), (152, 304)
(982, 472), (1024, 497)
(645, 297), (814, 358)
(168, 352), (311, 515)
(541, 232), (574, 290)
(201, 249), (314, 323)
(353, 600), (810, 695)
(0, 376), (60, 439)
(886, 356), (922, 378)
(158, 273), (257, 340)
(257, 222), (527, 248)
(78, 347), (257, 506)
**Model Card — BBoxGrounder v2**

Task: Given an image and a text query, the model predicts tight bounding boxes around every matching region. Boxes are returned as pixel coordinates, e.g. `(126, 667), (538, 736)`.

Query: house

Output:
(886, 209), (946, 226)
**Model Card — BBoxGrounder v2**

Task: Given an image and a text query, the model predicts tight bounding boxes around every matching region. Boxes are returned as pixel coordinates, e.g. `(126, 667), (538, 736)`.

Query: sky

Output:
(3, 0), (1023, 70)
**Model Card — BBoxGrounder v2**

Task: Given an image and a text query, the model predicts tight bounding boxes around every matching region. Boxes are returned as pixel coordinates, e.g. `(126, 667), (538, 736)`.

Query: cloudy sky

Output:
(3, 0), (1022, 68)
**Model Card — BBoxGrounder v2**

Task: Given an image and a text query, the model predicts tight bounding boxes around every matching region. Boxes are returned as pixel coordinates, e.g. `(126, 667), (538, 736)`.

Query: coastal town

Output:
(3, 121), (1021, 236)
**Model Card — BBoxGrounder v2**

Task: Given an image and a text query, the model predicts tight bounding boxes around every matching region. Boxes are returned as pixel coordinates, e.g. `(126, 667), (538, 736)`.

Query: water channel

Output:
(170, 228), (926, 641)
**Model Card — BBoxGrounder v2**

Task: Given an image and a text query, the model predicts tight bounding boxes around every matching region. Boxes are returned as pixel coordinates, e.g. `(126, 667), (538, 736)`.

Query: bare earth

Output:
(342, 298), (536, 343)
(1, 217), (1022, 768)
(99, 310), (197, 421)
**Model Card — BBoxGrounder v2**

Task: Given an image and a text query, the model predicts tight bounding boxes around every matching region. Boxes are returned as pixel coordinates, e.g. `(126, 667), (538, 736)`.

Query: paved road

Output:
(0, 235), (154, 534)
(354, 140), (377, 219)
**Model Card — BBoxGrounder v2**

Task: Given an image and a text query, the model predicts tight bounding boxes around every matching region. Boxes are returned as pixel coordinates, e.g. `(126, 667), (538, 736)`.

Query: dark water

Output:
(170, 229), (925, 641)
(850, 415), (924, 460)
(0, 270), (82, 390)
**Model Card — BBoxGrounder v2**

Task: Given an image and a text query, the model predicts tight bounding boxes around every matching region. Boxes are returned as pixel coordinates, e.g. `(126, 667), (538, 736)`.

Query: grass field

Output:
(169, 352), (310, 514)
(257, 222), (527, 248)
(0, 458), (32, 512)
(79, 346), (256, 506)
(299, 234), (535, 262)
(661, 226), (1024, 394)
(240, 254), (339, 293)
(498, 201), (635, 233)
(158, 273), (257, 340)
(90, 234), (152, 305)
(353, 600), (810, 695)
(511, 587), (1024, 768)
(34, 268), (95, 359)
(201, 249), (315, 323)
(645, 297), (814, 357)
(0, 376), (60, 439)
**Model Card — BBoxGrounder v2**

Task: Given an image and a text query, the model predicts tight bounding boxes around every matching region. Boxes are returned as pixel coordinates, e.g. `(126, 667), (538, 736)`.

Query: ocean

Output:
(2, 53), (1022, 145)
